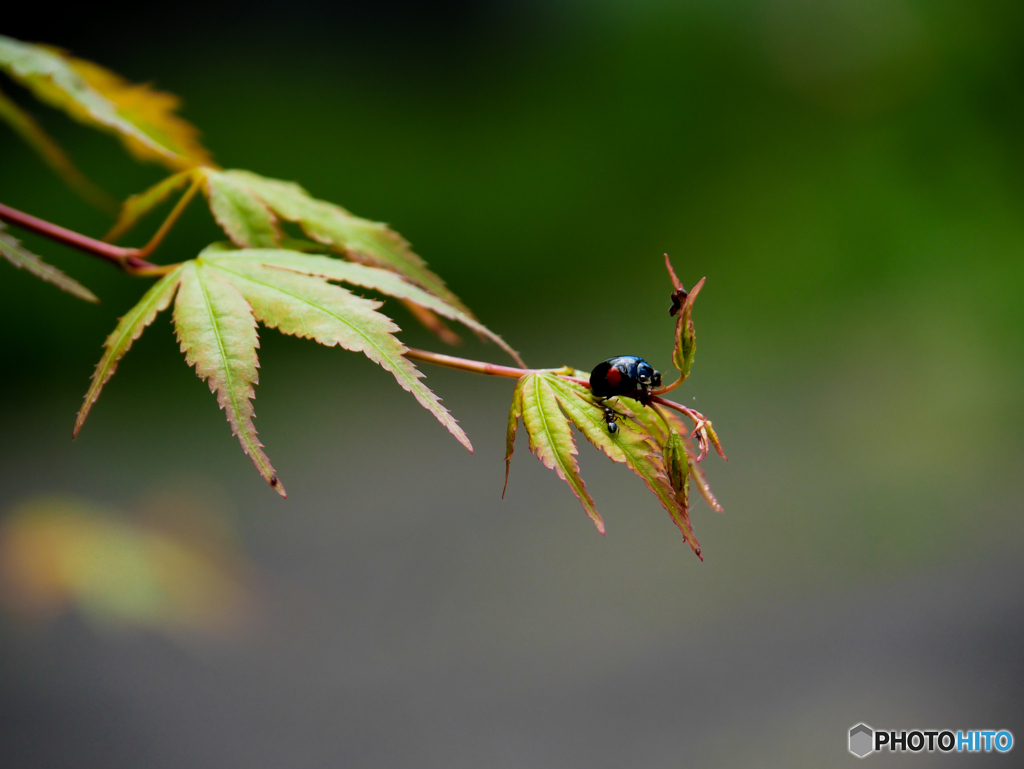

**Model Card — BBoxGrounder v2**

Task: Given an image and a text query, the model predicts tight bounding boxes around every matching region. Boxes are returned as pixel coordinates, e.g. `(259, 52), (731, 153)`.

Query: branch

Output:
(0, 201), (177, 276)
(404, 348), (530, 379)
(404, 348), (611, 389)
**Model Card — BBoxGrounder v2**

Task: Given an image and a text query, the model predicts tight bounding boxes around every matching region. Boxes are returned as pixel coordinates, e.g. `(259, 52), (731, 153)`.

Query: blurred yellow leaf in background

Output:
(0, 493), (251, 639)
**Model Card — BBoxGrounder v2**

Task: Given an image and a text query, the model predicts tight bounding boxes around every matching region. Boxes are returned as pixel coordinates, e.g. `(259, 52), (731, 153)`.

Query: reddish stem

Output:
(404, 348), (529, 378)
(404, 348), (594, 386)
(650, 395), (705, 427)
(0, 201), (168, 276)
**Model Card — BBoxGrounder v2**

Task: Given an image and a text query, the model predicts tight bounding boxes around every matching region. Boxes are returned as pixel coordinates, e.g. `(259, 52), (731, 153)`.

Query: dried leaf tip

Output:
(665, 255), (705, 321)
(664, 253), (683, 291)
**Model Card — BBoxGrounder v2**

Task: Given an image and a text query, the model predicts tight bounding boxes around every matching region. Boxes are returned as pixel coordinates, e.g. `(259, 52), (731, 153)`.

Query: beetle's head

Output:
(637, 360), (660, 387)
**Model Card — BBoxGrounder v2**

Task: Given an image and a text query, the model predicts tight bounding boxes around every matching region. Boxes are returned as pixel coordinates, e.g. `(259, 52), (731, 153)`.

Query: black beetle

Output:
(589, 356), (662, 400)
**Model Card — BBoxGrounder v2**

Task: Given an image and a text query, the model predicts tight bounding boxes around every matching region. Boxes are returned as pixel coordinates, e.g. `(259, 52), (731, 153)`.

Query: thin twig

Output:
(0, 201), (174, 276)
(0, 202), (135, 263)
(136, 174), (202, 258)
(404, 348), (594, 388)
(647, 400), (675, 434)
(404, 348), (529, 378)
(650, 395), (704, 427)
(651, 395), (714, 460)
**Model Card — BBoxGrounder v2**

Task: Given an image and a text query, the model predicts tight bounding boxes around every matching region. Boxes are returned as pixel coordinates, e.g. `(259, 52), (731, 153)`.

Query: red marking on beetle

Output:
(605, 367), (622, 387)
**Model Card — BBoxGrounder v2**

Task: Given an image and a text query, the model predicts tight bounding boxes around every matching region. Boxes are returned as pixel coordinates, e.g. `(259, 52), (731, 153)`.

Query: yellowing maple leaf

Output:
(0, 35), (210, 172)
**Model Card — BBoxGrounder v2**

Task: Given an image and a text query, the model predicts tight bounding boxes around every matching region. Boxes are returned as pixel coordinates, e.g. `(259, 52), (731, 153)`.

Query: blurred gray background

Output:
(1, 0), (1023, 766)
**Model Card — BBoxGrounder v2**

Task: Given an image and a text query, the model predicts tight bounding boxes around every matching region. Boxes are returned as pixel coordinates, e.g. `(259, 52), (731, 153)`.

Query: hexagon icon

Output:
(849, 724), (874, 758)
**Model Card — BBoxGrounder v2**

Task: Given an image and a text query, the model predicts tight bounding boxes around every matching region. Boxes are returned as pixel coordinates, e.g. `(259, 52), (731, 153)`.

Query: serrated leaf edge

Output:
(205, 259), (473, 453)
(503, 376), (526, 497)
(205, 249), (524, 366)
(520, 373), (604, 534)
(74, 264), (184, 437)
(174, 262), (285, 497)
(0, 222), (99, 303)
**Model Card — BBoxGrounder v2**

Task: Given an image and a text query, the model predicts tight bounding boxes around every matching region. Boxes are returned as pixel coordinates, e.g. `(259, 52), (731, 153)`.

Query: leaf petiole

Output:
(650, 375), (685, 396)
(0, 200), (168, 276)
(403, 347), (529, 379)
(646, 399), (675, 435)
(135, 173), (203, 259)
(649, 395), (706, 431)
(403, 347), (595, 388)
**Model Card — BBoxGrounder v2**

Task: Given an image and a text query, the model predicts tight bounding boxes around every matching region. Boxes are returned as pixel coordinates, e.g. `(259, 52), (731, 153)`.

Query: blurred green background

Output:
(2, 1), (1023, 766)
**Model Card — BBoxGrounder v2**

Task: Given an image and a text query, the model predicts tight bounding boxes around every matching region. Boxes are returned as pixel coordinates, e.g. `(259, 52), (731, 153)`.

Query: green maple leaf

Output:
(503, 376), (526, 498)
(621, 393), (724, 515)
(557, 381), (702, 558)
(671, 277), (703, 380)
(74, 265), (184, 437)
(665, 255), (705, 382)
(203, 170), (281, 249)
(104, 169), (196, 242)
(201, 169), (466, 314)
(206, 247), (523, 366)
(75, 245), (482, 494)
(0, 36), (210, 172)
(662, 429), (690, 508)
(0, 221), (98, 303)
(504, 373), (712, 558)
(513, 372), (604, 533)
(662, 428), (694, 546)
(173, 261), (284, 495)
(200, 252), (472, 453)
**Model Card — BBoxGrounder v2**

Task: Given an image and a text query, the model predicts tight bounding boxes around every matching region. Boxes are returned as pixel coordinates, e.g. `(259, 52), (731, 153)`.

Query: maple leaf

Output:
(75, 245), (481, 494)
(104, 169), (197, 243)
(0, 221), (98, 303)
(68, 57), (211, 168)
(550, 378), (702, 557)
(503, 376), (526, 498)
(665, 254), (705, 383)
(0, 35), (210, 172)
(74, 265), (184, 437)
(503, 372), (713, 559)
(622, 393), (724, 514)
(663, 429), (690, 509)
(201, 169), (468, 314)
(199, 252), (472, 453)
(0, 86), (115, 212)
(173, 261), (284, 495)
(205, 247), (523, 366)
(661, 428), (696, 549)
(202, 170), (281, 249)
(513, 372), (604, 533)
